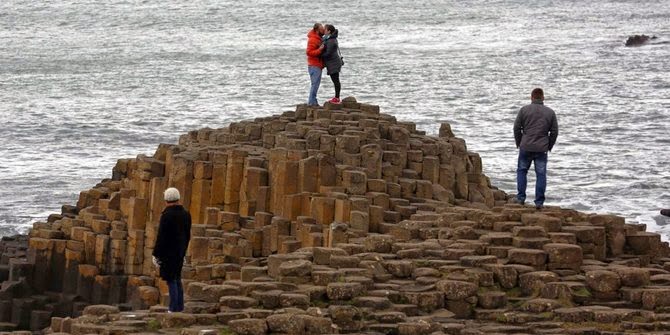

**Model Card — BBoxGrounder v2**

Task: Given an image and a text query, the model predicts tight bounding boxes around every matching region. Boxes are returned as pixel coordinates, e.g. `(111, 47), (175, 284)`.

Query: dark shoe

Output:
(512, 198), (525, 206)
(661, 209), (670, 217)
(535, 204), (544, 210)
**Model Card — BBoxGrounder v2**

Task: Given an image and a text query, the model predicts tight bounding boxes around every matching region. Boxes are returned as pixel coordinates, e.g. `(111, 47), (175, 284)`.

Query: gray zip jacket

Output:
(513, 100), (559, 152)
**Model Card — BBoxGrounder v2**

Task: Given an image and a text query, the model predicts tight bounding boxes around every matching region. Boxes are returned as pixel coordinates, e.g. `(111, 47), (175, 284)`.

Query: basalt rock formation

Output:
(3, 98), (670, 335)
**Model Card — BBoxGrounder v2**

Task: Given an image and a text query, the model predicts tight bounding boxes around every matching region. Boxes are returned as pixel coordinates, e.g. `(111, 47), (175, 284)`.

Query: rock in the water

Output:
(625, 34), (658, 46)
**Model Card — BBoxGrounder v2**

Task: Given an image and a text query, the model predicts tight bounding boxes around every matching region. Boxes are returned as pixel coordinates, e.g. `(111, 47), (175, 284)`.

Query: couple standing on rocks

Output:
(306, 22), (344, 106)
(304, 22), (561, 209)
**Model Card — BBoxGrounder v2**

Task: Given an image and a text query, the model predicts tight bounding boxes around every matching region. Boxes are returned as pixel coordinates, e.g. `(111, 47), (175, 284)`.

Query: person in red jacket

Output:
(306, 23), (325, 106)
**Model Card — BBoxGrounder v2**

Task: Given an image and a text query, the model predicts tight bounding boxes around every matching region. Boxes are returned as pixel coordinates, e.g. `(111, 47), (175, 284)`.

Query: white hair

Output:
(164, 187), (180, 202)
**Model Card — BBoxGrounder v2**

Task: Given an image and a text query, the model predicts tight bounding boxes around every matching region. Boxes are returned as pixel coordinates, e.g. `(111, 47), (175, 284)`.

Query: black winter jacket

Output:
(322, 30), (343, 75)
(153, 205), (192, 280)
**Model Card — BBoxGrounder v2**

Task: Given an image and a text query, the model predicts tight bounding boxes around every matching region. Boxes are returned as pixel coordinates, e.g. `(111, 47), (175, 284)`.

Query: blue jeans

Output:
(307, 66), (322, 106)
(516, 150), (548, 206)
(167, 278), (184, 312)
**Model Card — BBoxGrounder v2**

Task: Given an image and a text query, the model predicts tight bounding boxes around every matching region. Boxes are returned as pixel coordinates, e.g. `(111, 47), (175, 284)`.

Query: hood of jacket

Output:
(307, 29), (322, 40)
(323, 29), (339, 41)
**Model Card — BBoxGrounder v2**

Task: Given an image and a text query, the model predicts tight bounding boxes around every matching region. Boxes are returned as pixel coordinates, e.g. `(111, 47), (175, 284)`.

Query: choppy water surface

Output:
(1, 0), (669, 237)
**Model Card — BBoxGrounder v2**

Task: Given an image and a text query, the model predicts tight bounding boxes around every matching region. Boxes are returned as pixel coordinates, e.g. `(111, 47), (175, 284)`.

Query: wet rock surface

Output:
(625, 34), (658, 46)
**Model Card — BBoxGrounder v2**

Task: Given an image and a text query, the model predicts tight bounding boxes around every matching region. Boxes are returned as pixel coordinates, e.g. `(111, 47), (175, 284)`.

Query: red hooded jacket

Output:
(306, 29), (324, 68)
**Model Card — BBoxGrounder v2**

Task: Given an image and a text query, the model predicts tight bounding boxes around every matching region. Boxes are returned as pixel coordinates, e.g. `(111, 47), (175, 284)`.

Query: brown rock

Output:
(278, 259), (313, 277)
(508, 248), (547, 267)
(312, 247), (347, 265)
(484, 264), (518, 289)
(398, 321), (436, 335)
(460, 255), (498, 267)
(266, 313), (306, 334)
(219, 296), (259, 309)
(436, 280), (478, 300)
(279, 293), (310, 309)
(477, 291), (507, 309)
(364, 234), (394, 253)
(384, 260), (414, 278)
(329, 304), (362, 332)
(585, 270), (621, 293)
(327, 282), (364, 301)
(228, 318), (268, 335)
(300, 315), (333, 333)
(137, 286), (159, 307)
(543, 243), (583, 270)
(612, 267), (650, 287)
(403, 291), (444, 312)
(519, 271), (560, 296)
(521, 213), (562, 232)
(520, 298), (562, 313)
(512, 226), (547, 238)
(642, 288), (670, 310)
(201, 285), (240, 303)
(82, 305), (120, 316)
(157, 312), (197, 328)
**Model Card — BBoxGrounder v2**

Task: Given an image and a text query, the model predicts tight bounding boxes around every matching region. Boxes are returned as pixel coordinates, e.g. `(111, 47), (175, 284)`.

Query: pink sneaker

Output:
(328, 97), (341, 104)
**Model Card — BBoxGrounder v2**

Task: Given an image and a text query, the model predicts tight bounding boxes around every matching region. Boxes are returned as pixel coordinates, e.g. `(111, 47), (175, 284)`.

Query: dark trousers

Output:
(516, 150), (548, 206)
(330, 72), (341, 98)
(167, 277), (184, 312)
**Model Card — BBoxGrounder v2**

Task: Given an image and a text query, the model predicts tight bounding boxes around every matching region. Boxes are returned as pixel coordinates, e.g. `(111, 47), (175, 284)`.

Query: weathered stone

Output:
(200, 285), (240, 303)
(278, 259), (312, 277)
(543, 243), (582, 270)
(228, 318), (268, 335)
(329, 304), (362, 332)
(484, 264), (518, 289)
(82, 305), (120, 316)
(612, 267), (650, 287)
(585, 270), (621, 293)
(642, 289), (670, 310)
(436, 280), (478, 300)
(301, 315), (333, 333)
(364, 234), (394, 253)
(266, 313), (306, 334)
(327, 282), (364, 300)
(279, 293), (309, 308)
(477, 291), (507, 309)
(521, 213), (562, 232)
(157, 312), (197, 328)
(312, 247), (347, 265)
(508, 248), (547, 268)
(219, 296), (258, 309)
(519, 271), (560, 296)
(384, 260), (414, 278)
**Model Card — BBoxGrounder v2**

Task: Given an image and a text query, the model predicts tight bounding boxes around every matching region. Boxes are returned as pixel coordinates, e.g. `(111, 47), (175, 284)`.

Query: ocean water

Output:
(1, 0), (669, 237)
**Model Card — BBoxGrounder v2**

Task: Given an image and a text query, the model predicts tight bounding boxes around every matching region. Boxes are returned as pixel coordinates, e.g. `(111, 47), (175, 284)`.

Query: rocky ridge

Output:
(2, 98), (670, 334)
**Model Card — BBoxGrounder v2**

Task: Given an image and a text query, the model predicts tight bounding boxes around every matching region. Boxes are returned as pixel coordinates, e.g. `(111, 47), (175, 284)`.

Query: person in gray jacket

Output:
(513, 88), (559, 209)
(322, 24), (343, 104)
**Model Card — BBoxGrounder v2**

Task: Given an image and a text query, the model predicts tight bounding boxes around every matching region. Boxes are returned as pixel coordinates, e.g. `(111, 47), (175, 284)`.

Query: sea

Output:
(1, 0), (669, 238)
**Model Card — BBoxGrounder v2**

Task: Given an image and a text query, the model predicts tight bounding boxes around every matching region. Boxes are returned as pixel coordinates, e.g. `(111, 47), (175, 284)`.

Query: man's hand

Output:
(152, 256), (160, 267)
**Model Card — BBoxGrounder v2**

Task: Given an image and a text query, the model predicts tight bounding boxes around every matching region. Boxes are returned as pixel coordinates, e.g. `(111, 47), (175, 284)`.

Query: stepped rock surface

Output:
(2, 98), (670, 335)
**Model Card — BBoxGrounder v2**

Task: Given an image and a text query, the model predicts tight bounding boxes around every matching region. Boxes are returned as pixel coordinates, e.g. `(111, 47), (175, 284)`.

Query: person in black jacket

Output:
(152, 187), (191, 312)
(322, 24), (343, 104)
